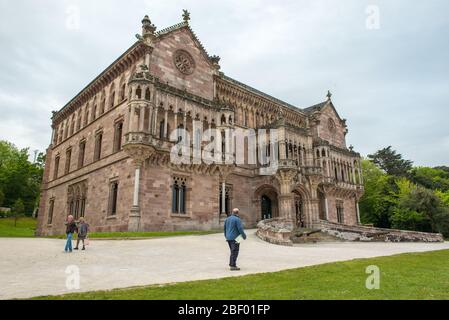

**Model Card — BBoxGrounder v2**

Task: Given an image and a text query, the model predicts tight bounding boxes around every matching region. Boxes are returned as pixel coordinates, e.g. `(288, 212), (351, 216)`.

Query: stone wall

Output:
(256, 218), (294, 246)
(316, 220), (444, 243)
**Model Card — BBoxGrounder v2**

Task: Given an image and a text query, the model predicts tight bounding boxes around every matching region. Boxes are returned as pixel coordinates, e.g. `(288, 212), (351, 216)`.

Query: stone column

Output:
(356, 200), (361, 224)
(325, 197), (329, 221)
(275, 165), (297, 222)
(221, 181), (226, 215)
(124, 146), (155, 232)
(218, 165), (234, 225)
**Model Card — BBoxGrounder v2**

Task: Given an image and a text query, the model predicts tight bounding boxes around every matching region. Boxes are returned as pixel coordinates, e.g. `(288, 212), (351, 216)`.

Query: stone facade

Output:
(36, 12), (365, 236)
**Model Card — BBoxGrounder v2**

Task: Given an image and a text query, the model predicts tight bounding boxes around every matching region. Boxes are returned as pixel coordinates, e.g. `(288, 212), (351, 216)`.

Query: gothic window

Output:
(53, 155), (60, 180)
(78, 140), (86, 169)
(337, 201), (344, 224)
(113, 121), (124, 152)
(136, 86), (142, 99)
(94, 131), (103, 161)
(108, 181), (119, 216)
(219, 184), (232, 215)
(47, 198), (55, 225)
(65, 148), (72, 175)
(67, 181), (87, 220)
(172, 177), (187, 214)
(145, 88), (151, 101)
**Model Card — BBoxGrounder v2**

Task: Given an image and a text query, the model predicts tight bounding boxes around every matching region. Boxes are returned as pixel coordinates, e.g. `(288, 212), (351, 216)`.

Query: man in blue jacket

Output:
(224, 208), (247, 271)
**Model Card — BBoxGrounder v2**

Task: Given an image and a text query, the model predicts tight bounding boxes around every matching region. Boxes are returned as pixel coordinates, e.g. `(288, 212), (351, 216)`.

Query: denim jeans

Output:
(65, 233), (73, 252)
(227, 240), (240, 267)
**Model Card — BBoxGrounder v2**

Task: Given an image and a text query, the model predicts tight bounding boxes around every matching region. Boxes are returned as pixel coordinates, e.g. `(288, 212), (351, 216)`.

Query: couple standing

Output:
(65, 215), (89, 252)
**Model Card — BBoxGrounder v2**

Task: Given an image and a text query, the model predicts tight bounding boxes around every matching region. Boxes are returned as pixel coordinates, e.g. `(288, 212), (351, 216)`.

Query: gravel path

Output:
(1, 230), (449, 299)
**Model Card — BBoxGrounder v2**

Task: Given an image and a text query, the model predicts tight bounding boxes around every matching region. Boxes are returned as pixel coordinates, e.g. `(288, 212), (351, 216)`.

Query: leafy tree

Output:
(400, 187), (449, 236)
(0, 188), (4, 207)
(359, 160), (396, 228)
(12, 198), (25, 227)
(409, 167), (449, 191)
(367, 146), (413, 176)
(0, 141), (43, 215)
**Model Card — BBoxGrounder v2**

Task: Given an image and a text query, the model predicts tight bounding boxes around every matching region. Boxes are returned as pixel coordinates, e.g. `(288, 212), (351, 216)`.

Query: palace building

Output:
(36, 12), (365, 236)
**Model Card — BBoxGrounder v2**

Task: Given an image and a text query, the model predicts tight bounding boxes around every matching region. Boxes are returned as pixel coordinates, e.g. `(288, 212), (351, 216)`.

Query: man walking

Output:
(224, 208), (247, 271)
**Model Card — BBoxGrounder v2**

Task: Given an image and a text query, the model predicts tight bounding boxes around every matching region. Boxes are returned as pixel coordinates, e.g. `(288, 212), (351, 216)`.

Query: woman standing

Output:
(65, 215), (78, 253)
(74, 217), (89, 251)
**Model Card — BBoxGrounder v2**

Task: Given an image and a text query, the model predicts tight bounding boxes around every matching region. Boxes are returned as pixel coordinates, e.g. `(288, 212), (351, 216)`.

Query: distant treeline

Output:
(360, 146), (449, 237)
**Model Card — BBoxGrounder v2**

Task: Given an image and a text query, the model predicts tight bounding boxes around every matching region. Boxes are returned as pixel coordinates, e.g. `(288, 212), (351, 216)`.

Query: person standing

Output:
(74, 217), (89, 251)
(64, 215), (78, 253)
(224, 208), (247, 271)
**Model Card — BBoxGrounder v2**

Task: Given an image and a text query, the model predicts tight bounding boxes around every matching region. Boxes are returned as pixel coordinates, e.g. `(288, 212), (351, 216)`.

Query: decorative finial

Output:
(141, 15), (156, 38)
(210, 55), (221, 70)
(182, 9), (191, 23)
(349, 145), (354, 151)
(326, 90), (332, 101)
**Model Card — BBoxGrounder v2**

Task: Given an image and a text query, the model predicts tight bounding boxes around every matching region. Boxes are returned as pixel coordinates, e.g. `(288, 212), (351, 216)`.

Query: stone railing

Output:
(315, 220), (444, 243)
(256, 218), (294, 246)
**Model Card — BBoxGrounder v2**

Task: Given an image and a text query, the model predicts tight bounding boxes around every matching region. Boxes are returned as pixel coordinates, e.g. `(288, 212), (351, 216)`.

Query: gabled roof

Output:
(303, 101), (327, 114)
(155, 21), (214, 66)
(304, 100), (345, 123)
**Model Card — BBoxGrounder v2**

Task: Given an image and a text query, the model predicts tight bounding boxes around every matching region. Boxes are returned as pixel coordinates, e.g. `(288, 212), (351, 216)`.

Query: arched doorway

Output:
(254, 185), (279, 221)
(261, 195), (272, 220)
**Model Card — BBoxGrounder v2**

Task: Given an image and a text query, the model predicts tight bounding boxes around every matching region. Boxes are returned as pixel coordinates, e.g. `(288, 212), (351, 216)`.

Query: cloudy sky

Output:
(0, 0), (448, 166)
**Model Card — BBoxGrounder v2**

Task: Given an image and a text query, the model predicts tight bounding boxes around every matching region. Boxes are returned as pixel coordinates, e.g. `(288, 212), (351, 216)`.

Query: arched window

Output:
(172, 177), (186, 214)
(136, 86), (142, 99)
(145, 88), (151, 100)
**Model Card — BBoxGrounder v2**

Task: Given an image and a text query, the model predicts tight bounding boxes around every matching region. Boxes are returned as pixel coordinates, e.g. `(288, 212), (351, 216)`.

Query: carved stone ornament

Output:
(173, 49), (195, 75)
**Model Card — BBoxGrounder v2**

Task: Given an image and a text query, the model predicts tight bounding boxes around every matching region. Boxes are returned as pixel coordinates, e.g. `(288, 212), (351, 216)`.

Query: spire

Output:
(182, 9), (191, 23)
(326, 90), (332, 101)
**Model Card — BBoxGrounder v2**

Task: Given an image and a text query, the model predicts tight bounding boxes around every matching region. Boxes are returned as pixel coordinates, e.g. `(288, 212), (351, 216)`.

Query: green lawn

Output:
(0, 217), (219, 239)
(0, 217), (37, 237)
(33, 249), (449, 300)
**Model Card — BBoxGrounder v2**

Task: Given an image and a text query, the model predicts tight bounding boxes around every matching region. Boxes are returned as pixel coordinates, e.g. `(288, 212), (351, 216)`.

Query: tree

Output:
(409, 167), (449, 192)
(0, 188), (4, 207)
(12, 198), (25, 227)
(368, 146), (413, 176)
(0, 141), (43, 215)
(400, 187), (449, 236)
(359, 160), (396, 228)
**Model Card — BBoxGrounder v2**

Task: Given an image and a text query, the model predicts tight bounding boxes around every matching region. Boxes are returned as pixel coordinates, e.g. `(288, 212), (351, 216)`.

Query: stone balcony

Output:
(124, 131), (172, 151)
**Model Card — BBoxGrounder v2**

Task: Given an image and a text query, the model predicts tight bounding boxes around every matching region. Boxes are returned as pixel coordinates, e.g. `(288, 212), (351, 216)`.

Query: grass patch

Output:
(33, 249), (449, 300)
(0, 217), (37, 237)
(0, 217), (219, 239)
